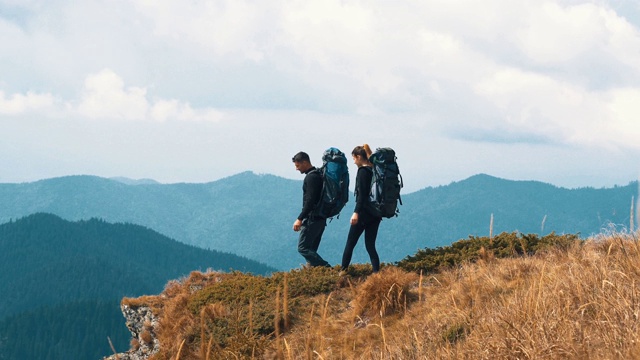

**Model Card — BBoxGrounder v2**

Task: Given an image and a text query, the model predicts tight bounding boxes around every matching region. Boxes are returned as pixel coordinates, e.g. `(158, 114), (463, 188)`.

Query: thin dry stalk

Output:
(248, 298), (254, 337)
(200, 308), (206, 358)
(305, 304), (315, 358)
(631, 196), (635, 233)
(275, 287), (283, 358)
(489, 213), (494, 243)
(284, 338), (293, 360)
(322, 292), (333, 322)
(318, 293), (333, 357)
(412, 328), (423, 355)
(205, 336), (214, 360)
(284, 273), (290, 331)
(107, 336), (119, 360)
(174, 339), (186, 360)
(367, 322), (387, 354)
(519, 237), (528, 256)
(418, 270), (424, 303)
(275, 287), (281, 337)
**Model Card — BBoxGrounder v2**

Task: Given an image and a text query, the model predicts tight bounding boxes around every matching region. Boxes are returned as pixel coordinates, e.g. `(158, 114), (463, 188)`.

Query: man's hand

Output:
(293, 219), (303, 232)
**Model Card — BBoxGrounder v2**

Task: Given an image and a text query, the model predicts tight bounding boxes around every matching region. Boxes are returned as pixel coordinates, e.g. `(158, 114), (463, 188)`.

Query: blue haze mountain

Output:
(0, 172), (636, 270)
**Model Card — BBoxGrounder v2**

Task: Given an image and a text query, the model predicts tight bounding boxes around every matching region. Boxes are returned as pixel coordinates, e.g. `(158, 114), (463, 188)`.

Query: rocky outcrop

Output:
(102, 304), (160, 360)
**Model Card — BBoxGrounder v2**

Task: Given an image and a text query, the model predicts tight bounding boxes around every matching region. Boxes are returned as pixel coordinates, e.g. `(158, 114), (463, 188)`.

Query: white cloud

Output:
(605, 88), (640, 147)
(150, 100), (223, 123)
(603, 5), (640, 72)
(515, 3), (609, 64)
(76, 69), (149, 120)
(473, 66), (640, 151)
(129, 0), (266, 61)
(0, 90), (55, 114)
(74, 69), (223, 122)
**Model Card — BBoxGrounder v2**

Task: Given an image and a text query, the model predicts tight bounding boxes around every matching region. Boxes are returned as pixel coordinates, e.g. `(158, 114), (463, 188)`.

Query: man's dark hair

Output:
(292, 151), (310, 163)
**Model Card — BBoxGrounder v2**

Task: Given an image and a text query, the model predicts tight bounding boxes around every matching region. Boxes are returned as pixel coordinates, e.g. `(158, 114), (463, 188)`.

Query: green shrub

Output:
(397, 232), (581, 274)
(187, 267), (342, 341)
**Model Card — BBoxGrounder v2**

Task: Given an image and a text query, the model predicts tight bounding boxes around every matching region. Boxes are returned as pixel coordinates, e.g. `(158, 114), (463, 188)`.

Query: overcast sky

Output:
(1, 0), (639, 193)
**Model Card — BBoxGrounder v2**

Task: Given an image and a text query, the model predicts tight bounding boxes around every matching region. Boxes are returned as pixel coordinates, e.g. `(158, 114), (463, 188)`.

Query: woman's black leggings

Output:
(341, 215), (381, 272)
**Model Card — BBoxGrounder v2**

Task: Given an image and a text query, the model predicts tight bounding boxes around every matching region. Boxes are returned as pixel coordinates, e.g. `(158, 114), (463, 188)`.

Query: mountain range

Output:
(1, 172), (637, 270)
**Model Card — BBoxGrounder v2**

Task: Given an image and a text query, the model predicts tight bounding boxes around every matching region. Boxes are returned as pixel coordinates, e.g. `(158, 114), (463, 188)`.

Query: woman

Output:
(340, 144), (382, 274)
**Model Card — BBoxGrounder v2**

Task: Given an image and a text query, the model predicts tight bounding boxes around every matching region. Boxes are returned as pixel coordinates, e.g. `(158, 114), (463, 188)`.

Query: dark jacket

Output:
(297, 167), (323, 220)
(353, 166), (376, 217)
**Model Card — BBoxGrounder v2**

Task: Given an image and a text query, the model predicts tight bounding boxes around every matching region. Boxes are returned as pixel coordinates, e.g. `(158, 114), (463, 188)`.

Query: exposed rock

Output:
(102, 304), (159, 360)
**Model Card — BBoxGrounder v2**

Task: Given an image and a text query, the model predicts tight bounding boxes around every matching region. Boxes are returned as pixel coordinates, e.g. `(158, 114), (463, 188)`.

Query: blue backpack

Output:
(313, 148), (349, 219)
(369, 147), (403, 218)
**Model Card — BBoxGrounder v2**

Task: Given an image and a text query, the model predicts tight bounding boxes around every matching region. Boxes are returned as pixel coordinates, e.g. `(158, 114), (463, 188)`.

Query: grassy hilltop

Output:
(110, 231), (640, 359)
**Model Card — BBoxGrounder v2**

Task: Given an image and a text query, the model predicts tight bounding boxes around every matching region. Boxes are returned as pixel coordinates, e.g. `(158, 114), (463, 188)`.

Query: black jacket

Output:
(353, 166), (373, 214)
(354, 166), (377, 217)
(297, 167), (323, 220)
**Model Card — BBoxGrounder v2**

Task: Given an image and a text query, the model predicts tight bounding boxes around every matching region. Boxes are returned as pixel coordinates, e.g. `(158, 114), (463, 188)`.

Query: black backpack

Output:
(313, 147), (349, 219)
(369, 147), (403, 218)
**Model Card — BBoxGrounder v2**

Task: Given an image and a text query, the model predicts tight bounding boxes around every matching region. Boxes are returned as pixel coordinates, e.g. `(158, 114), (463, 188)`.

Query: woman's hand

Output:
(350, 212), (359, 225)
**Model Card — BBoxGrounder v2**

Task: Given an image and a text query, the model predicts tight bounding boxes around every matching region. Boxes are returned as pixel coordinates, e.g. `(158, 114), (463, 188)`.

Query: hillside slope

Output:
(105, 232), (640, 360)
(0, 172), (636, 269)
(0, 300), (130, 360)
(0, 213), (274, 319)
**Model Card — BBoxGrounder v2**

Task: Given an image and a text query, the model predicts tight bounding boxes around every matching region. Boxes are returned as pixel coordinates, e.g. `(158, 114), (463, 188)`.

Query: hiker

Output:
(340, 144), (382, 274)
(292, 151), (331, 268)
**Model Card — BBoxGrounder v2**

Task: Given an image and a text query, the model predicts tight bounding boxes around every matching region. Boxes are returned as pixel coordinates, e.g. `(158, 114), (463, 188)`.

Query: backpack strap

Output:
(309, 167), (324, 218)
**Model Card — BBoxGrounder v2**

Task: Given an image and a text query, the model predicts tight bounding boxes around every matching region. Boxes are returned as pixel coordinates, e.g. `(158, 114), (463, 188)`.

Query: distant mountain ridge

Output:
(0, 172), (637, 270)
(109, 176), (160, 185)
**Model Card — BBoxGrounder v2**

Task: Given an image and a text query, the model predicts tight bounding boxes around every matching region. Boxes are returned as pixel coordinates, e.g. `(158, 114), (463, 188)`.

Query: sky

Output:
(1, 0), (640, 193)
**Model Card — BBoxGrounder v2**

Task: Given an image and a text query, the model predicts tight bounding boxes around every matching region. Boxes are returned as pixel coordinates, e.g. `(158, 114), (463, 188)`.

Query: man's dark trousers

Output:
(298, 216), (330, 267)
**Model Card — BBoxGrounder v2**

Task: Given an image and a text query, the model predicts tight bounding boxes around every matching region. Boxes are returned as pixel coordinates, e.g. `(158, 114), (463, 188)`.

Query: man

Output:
(292, 151), (331, 268)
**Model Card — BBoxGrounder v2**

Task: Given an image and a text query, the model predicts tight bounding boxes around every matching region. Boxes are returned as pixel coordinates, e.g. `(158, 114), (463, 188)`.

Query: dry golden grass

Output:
(352, 267), (419, 319)
(121, 232), (640, 359)
(122, 294), (165, 312)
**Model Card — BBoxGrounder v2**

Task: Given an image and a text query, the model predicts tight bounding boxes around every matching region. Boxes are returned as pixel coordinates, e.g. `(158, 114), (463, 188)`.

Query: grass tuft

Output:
(353, 267), (418, 319)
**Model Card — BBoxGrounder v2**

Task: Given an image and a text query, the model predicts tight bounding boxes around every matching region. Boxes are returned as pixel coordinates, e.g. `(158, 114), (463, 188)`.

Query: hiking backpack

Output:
(369, 147), (403, 218)
(313, 147), (349, 219)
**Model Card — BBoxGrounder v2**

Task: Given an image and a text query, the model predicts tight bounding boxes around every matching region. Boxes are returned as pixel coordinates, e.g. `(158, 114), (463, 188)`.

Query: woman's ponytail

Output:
(363, 144), (373, 158)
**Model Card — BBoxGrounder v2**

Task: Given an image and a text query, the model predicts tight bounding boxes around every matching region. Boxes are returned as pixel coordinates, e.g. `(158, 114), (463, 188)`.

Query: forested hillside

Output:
(0, 173), (636, 270)
(0, 214), (272, 318)
(0, 213), (274, 319)
(0, 213), (275, 360)
(0, 300), (129, 360)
